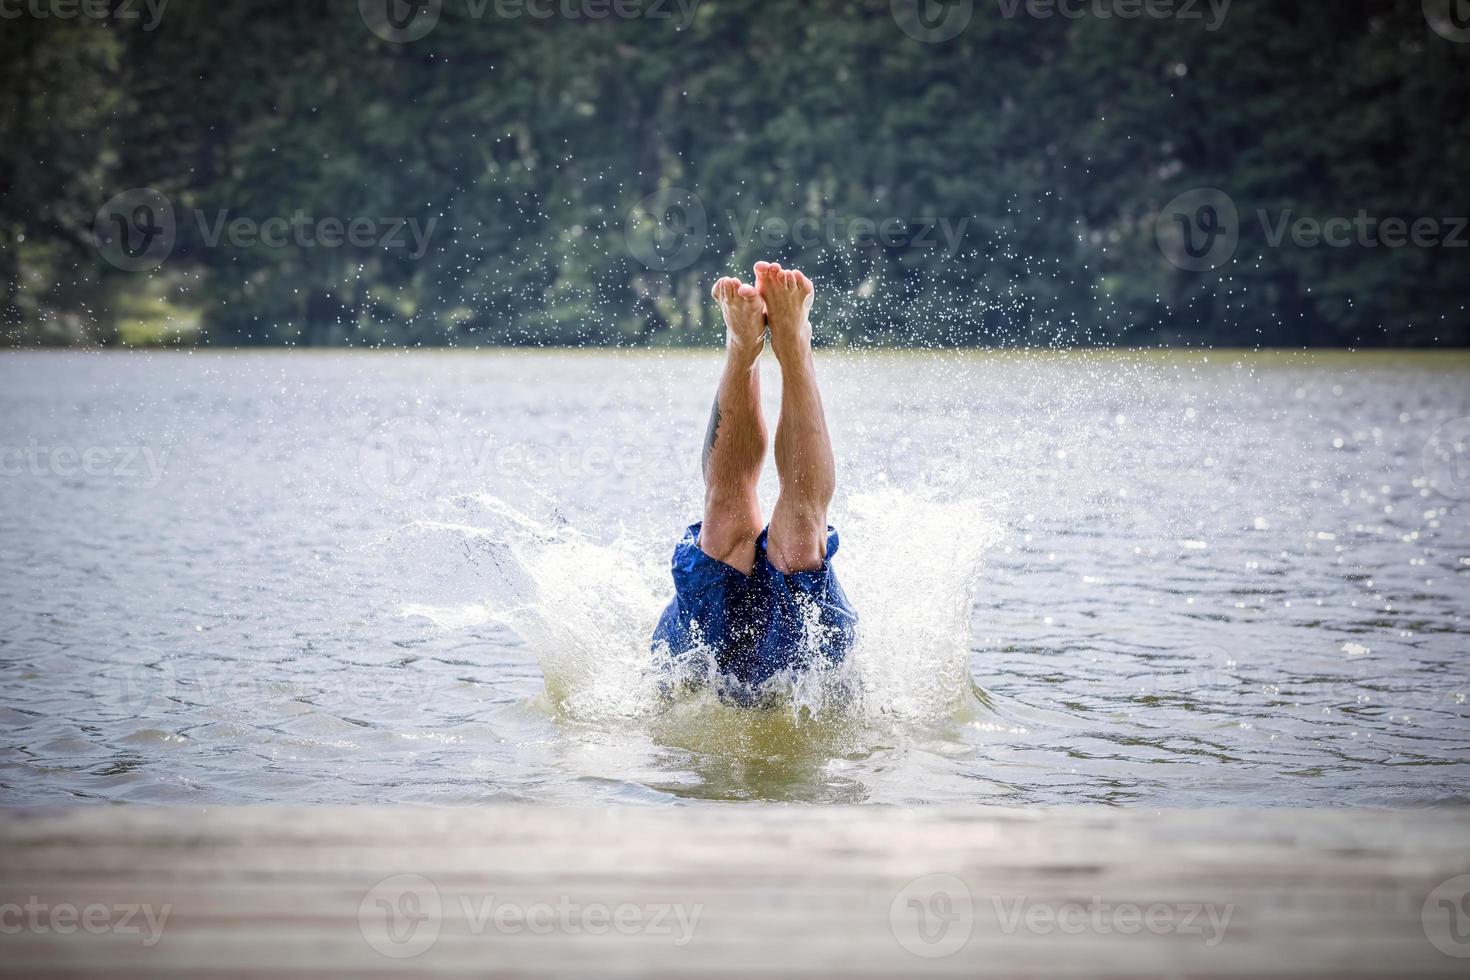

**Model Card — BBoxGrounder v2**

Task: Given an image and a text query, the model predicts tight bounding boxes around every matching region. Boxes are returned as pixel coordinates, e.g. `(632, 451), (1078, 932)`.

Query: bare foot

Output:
(753, 262), (813, 363)
(712, 276), (766, 364)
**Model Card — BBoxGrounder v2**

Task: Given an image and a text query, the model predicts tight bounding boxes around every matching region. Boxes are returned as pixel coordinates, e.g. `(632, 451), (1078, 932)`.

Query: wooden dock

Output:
(3, 806), (1470, 977)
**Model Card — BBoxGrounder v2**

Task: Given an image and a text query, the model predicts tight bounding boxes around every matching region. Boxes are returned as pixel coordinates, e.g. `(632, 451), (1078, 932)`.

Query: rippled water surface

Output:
(2, 350), (1468, 806)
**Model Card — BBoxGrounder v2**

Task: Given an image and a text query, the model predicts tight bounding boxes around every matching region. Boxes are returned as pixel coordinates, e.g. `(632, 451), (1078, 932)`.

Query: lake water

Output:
(1, 350), (1467, 806)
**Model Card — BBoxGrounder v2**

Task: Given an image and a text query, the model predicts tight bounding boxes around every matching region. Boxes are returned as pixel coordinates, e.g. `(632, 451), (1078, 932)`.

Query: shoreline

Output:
(4, 346), (1470, 364)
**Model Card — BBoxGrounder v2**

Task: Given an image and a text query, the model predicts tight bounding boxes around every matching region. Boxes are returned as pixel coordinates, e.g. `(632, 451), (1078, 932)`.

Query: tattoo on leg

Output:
(702, 400), (722, 473)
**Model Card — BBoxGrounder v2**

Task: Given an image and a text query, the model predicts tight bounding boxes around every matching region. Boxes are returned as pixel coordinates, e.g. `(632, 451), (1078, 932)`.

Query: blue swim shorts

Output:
(651, 522), (858, 697)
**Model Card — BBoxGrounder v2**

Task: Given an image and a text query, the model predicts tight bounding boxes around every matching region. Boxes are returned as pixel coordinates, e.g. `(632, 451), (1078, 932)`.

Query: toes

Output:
(795, 270), (813, 292)
(717, 276), (763, 307)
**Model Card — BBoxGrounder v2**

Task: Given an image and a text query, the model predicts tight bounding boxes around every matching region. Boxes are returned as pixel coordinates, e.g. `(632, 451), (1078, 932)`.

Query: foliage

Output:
(2, 0), (1466, 347)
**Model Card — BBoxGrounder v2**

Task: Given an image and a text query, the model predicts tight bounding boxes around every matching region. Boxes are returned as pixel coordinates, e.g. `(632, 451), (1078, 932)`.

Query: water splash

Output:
(395, 481), (1004, 733)
(839, 485), (1005, 722)
(397, 493), (668, 720)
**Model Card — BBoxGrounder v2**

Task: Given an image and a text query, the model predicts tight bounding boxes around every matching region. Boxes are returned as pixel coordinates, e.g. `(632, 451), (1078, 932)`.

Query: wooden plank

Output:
(1, 807), (1468, 977)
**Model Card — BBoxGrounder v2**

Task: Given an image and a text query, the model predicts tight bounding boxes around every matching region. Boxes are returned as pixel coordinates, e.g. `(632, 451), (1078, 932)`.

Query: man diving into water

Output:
(652, 262), (857, 702)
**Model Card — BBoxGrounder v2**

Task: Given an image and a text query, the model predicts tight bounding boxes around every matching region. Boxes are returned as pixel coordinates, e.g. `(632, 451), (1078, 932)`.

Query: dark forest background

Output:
(2, 0), (1468, 348)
